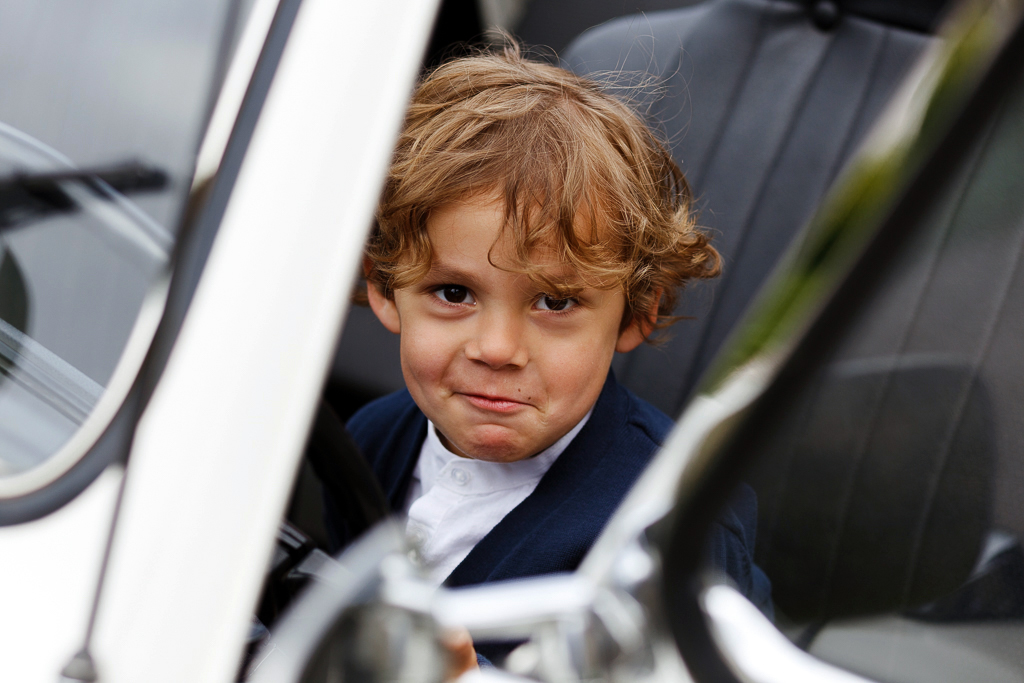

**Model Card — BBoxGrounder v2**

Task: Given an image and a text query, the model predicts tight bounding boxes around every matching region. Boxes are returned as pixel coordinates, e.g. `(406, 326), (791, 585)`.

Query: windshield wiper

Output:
(0, 162), (167, 231)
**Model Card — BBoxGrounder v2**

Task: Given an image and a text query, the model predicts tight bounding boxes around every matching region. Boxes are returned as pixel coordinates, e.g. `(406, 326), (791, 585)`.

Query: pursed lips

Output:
(453, 390), (533, 414)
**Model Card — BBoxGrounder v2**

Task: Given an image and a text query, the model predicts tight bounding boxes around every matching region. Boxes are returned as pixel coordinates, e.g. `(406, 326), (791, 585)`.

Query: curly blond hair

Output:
(364, 41), (720, 338)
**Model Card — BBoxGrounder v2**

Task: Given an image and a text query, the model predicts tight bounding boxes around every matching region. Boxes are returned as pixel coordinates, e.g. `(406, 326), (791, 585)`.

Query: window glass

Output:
(0, 1), (233, 481)
(739, 53), (1024, 683)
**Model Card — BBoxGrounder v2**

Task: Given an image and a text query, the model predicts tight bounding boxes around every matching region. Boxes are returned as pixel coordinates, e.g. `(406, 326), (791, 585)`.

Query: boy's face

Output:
(368, 193), (649, 463)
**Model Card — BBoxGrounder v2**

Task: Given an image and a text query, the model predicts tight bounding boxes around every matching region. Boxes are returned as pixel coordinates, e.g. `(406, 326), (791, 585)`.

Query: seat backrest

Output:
(737, 50), (1024, 624)
(749, 356), (994, 621)
(562, 0), (939, 416)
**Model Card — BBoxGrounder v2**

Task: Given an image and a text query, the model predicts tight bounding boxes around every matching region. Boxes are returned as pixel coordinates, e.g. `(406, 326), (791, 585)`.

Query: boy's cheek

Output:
(546, 327), (619, 368)
(398, 322), (458, 383)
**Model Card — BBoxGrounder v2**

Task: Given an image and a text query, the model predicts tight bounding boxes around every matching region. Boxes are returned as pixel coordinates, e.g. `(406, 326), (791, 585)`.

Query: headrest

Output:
(779, 0), (950, 33)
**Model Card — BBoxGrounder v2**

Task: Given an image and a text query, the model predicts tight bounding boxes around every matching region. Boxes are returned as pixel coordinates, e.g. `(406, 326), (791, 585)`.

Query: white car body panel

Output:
(0, 0), (441, 681)
(0, 466), (121, 682)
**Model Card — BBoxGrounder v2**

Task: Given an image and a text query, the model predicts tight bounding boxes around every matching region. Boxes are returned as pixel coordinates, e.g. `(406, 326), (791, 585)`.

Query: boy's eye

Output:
(536, 295), (577, 312)
(433, 285), (475, 305)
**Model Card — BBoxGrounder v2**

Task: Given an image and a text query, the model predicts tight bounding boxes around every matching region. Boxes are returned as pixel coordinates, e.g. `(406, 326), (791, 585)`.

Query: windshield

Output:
(0, 0), (238, 483)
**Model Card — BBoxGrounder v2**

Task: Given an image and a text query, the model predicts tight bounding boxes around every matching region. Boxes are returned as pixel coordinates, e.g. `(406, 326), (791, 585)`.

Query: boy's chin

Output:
(441, 426), (542, 462)
(463, 447), (537, 463)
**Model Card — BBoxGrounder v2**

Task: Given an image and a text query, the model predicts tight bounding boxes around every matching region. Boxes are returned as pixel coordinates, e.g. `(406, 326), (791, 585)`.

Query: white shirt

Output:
(403, 411), (592, 584)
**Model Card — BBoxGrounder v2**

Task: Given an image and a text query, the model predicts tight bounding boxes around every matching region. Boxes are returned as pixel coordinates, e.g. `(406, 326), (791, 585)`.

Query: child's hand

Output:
(442, 627), (479, 679)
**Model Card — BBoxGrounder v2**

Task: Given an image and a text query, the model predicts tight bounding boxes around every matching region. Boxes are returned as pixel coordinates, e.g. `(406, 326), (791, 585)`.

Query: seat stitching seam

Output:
(673, 21), (839, 414)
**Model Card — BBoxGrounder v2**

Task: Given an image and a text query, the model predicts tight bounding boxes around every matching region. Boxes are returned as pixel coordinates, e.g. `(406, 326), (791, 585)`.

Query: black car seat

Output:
(562, 0), (947, 416)
(327, 0), (947, 419)
(516, 0), (705, 57)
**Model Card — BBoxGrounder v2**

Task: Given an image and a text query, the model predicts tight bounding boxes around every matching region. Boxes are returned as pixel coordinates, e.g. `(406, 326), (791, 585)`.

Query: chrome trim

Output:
(433, 535), (693, 683)
(247, 523), (406, 683)
(434, 574), (595, 639)
(459, 669), (539, 683)
(701, 585), (876, 683)
(248, 524), (447, 683)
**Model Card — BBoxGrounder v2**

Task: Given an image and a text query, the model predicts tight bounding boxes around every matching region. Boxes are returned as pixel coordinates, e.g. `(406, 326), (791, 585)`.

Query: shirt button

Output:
(451, 468), (470, 485)
(408, 526), (427, 546)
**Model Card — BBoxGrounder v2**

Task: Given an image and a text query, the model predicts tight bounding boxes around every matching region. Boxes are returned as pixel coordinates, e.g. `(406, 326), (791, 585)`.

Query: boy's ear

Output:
(615, 289), (661, 353)
(364, 259), (401, 334)
(615, 319), (648, 353)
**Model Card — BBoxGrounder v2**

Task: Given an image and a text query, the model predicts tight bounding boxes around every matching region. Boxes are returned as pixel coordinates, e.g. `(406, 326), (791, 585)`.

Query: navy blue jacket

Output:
(326, 372), (771, 609)
(340, 372), (675, 586)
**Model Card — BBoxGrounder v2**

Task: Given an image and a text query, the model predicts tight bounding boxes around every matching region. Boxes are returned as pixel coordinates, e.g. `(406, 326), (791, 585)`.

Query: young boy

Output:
(327, 43), (765, 614)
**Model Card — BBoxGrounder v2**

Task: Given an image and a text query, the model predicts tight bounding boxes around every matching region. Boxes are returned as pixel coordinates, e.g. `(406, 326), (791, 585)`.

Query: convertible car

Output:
(1, 0), (1023, 681)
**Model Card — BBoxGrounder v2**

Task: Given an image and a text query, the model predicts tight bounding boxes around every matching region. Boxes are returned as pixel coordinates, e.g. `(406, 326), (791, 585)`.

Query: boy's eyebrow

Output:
(423, 262), (478, 283)
(425, 259), (589, 293)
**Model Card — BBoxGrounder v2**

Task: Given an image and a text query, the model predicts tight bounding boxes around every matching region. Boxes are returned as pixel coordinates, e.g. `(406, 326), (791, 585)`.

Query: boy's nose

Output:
(465, 312), (528, 369)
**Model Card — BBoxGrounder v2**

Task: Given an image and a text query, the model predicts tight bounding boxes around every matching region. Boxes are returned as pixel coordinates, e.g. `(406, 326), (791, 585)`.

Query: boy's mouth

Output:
(459, 393), (529, 413)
